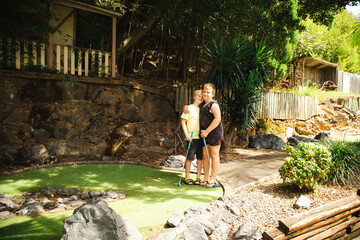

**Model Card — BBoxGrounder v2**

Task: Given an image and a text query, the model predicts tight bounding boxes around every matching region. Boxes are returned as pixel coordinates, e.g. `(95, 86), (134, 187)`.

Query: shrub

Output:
(279, 142), (332, 191)
(321, 140), (360, 185)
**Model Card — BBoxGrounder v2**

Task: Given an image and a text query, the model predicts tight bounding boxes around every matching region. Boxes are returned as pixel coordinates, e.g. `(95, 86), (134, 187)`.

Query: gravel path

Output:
(227, 173), (358, 237)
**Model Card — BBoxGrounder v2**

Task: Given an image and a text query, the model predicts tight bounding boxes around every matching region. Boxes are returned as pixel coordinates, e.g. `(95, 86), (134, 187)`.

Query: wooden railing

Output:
(263, 192), (360, 240)
(0, 38), (113, 77)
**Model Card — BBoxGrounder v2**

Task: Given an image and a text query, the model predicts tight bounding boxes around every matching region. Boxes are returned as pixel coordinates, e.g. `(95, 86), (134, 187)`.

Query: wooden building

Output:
(295, 57), (339, 89)
(1, 0), (122, 77)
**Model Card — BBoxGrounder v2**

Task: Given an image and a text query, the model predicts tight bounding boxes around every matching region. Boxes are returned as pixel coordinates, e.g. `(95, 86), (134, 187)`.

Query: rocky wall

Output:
(0, 71), (178, 169)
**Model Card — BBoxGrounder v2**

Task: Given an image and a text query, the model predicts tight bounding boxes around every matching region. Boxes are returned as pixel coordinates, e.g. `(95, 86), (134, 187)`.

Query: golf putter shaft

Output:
(202, 136), (213, 183)
(179, 131), (193, 184)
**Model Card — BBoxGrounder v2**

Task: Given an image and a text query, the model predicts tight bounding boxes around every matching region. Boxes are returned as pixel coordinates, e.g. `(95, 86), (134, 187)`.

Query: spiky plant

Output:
(322, 140), (360, 186)
(203, 37), (271, 131)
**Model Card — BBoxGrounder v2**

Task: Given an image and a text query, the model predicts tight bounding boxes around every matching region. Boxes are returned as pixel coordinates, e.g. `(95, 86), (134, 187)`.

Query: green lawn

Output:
(0, 164), (222, 239)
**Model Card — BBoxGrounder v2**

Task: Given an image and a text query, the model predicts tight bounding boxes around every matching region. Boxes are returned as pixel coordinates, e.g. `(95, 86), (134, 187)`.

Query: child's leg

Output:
(196, 160), (203, 179)
(195, 139), (203, 180)
(185, 159), (192, 180)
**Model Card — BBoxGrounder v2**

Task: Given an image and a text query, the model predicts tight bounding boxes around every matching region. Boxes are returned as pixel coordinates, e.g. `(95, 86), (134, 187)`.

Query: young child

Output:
(199, 83), (223, 188)
(180, 90), (204, 185)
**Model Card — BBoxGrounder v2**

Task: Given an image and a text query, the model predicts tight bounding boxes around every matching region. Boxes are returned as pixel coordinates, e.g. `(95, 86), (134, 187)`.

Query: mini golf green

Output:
(0, 164), (222, 239)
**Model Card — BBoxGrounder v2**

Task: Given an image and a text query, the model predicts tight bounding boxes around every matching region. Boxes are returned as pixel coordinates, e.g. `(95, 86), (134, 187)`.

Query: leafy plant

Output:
(23, 64), (59, 74)
(62, 75), (84, 89)
(279, 142), (332, 191)
(203, 37), (271, 131)
(321, 140), (360, 185)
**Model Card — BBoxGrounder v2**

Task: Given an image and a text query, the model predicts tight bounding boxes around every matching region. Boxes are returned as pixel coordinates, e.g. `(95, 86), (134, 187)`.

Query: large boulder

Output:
(160, 155), (185, 169)
(314, 131), (331, 140)
(17, 202), (45, 215)
(248, 134), (285, 150)
(160, 155), (198, 171)
(286, 135), (318, 147)
(0, 145), (24, 165)
(61, 199), (141, 240)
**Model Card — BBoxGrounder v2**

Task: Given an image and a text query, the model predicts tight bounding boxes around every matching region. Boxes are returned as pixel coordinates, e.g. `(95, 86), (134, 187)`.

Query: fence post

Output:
(64, 46), (68, 74)
(77, 50), (82, 76)
(24, 41), (28, 67)
(70, 48), (75, 75)
(85, 50), (89, 76)
(56, 45), (61, 72)
(40, 43), (45, 67)
(105, 52), (109, 76)
(98, 52), (102, 77)
(33, 42), (37, 65)
(15, 40), (21, 69)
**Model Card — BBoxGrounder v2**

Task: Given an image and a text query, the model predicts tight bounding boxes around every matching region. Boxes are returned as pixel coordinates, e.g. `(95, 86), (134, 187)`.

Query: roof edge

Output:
(54, 0), (123, 17)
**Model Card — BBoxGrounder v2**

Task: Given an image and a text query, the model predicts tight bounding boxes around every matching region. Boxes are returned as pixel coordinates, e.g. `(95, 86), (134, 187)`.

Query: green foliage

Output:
(97, 0), (125, 13)
(203, 37), (271, 130)
(279, 142), (332, 191)
(23, 64), (59, 74)
(274, 82), (360, 99)
(296, 10), (360, 74)
(0, 0), (53, 41)
(321, 140), (360, 185)
(297, 0), (348, 26)
(62, 75), (84, 89)
(126, 0), (353, 80)
(350, 19), (360, 46)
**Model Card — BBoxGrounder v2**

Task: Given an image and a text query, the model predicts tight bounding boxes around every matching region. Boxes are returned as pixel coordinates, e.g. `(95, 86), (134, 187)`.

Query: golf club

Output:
(202, 137), (221, 188)
(178, 131), (193, 187)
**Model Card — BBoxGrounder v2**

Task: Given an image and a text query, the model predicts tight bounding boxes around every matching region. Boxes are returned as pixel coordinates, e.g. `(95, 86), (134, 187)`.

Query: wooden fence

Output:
(0, 38), (113, 77)
(337, 71), (360, 95)
(344, 96), (360, 112)
(258, 92), (319, 120)
(175, 86), (319, 120)
(263, 192), (360, 240)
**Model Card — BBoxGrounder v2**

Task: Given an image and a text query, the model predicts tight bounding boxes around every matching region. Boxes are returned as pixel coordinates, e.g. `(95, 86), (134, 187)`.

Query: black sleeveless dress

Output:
(200, 100), (224, 145)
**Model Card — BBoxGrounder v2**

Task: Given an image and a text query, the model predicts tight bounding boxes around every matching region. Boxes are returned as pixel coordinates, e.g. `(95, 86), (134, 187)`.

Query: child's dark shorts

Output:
(186, 139), (203, 161)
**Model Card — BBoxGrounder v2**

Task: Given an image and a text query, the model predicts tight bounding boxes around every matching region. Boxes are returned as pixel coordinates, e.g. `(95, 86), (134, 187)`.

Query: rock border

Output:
(0, 185), (127, 219)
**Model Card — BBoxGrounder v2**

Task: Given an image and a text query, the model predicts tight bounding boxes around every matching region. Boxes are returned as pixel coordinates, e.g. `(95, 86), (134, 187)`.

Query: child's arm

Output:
(181, 118), (192, 141)
(200, 103), (221, 138)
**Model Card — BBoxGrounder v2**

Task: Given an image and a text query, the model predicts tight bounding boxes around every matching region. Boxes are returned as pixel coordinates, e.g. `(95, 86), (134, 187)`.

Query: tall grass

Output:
(321, 140), (360, 185)
(273, 84), (360, 100)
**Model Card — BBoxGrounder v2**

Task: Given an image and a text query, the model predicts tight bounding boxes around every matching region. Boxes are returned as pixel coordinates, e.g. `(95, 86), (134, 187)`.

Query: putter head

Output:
(178, 180), (181, 187)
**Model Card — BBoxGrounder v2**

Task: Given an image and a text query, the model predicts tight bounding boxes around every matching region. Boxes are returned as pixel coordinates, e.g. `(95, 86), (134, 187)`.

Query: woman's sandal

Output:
(194, 178), (202, 185)
(184, 179), (194, 185)
(206, 182), (221, 188)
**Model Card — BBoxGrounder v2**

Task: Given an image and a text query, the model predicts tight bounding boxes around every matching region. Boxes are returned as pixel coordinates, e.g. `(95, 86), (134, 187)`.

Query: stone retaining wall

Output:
(0, 70), (179, 169)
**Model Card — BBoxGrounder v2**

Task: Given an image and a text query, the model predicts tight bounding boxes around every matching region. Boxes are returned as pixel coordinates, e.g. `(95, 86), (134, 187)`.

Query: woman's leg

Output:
(201, 147), (210, 185)
(208, 145), (220, 184)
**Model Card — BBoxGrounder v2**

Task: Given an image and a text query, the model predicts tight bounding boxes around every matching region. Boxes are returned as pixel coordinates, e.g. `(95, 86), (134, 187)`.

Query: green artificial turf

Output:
(0, 164), (222, 239)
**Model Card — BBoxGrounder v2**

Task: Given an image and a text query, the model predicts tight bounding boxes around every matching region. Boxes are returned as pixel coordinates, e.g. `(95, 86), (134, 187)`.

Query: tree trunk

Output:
(117, 0), (169, 57)
(222, 127), (236, 152)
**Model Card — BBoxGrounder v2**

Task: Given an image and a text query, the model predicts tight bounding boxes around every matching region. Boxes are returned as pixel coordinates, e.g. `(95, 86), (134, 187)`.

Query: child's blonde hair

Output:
(203, 83), (216, 96)
(193, 90), (202, 98)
